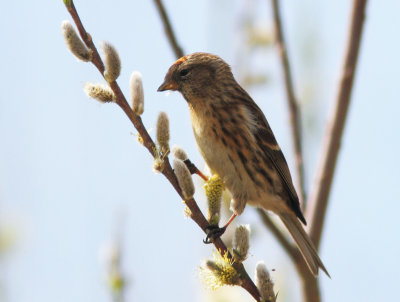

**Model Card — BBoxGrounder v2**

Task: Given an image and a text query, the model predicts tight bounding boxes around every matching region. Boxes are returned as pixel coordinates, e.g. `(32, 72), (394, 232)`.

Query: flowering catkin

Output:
(156, 112), (170, 155)
(255, 261), (276, 302)
(101, 41), (121, 82)
(84, 82), (115, 103)
(173, 159), (194, 200)
(204, 175), (223, 225)
(61, 20), (91, 62)
(232, 224), (250, 262)
(199, 251), (241, 290)
(130, 71), (144, 115)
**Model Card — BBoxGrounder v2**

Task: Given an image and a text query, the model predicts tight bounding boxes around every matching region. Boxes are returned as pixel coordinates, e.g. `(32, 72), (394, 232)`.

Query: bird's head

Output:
(157, 52), (234, 101)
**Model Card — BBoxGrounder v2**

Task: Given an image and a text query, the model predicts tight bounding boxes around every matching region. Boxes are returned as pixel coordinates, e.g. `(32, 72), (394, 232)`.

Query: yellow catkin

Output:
(200, 251), (241, 290)
(204, 175), (224, 225)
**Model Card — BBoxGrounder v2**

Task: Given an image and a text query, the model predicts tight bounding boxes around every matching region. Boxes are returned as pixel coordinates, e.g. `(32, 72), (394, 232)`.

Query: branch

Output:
(257, 209), (321, 302)
(307, 0), (368, 249)
(270, 0), (306, 208)
(63, 1), (260, 300)
(256, 209), (298, 261)
(153, 0), (184, 58)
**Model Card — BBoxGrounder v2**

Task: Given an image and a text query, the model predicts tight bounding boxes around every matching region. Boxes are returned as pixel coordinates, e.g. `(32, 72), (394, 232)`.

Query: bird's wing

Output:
(237, 89), (306, 224)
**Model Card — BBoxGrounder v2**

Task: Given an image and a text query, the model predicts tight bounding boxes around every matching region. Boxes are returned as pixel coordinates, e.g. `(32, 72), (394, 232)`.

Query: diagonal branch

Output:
(270, 0), (306, 208)
(153, 0), (184, 58)
(63, 1), (260, 300)
(306, 0), (368, 249)
(256, 209), (298, 260)
(257, 209), (321, 302)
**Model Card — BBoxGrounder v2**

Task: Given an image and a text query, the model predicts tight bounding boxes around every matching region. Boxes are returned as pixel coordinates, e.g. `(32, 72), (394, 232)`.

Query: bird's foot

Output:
(203, 224), (227, 244)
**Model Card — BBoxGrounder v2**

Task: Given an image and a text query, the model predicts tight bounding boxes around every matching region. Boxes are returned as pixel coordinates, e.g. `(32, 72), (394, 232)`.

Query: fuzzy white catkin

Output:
(173, 159), (195, 199)
(61, 20), (91, 62)
(130, 71), (144, 115)
(255, 261), (275, 302)
(156, 112), (170, 154)
(172, 145), (188, 161)
(232, 224), (250, 262)
(101, 41), (121, 82)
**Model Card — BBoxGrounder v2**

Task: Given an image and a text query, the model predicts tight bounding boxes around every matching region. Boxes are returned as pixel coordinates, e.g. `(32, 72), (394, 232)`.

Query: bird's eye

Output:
(179, 69), (189, 77)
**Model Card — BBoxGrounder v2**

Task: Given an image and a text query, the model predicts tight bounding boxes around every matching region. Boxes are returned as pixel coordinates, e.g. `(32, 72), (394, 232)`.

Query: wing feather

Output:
(236, 87), (306, 224)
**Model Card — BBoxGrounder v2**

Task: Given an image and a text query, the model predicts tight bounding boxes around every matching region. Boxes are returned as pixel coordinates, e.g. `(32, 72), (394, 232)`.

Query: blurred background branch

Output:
(270, 0), (306, 208)
(307, 0), (368, 248)
(153, 0), (184, 58)
(303, 0), (367, 300)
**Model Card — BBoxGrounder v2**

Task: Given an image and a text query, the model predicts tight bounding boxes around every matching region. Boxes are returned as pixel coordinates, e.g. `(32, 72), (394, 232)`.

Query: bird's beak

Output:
(157, 80), (178, 92)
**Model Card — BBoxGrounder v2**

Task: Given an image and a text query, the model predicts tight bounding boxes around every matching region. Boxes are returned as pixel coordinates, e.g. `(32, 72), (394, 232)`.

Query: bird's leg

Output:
(203, 213), (238, 244)
(183, 159), (209, 181)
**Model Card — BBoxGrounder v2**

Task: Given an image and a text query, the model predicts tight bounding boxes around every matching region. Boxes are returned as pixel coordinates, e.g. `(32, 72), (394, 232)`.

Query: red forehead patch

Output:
(173, 56), (188, 66)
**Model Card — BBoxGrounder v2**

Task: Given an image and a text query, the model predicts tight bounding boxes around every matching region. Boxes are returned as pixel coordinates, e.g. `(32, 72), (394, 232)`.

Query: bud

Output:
(255, 261), (276, 302)
(232, 225), (250, 262)
(130, 71), (144, 115)
(199, 251), (241, 290)
(153, 156), (164, 173)
(99, 240), (125, 296)
(101, 41), (121, 82)
(204, 175), (223, 225)
(63, 0), (72, 7)
(136, 133), (144, 145)
(84, 82), (115, 103)
(172, 145), (188, 161)
(61, 20), (92, 62)
(108, 269), (125, 294)
(173, 159), (194, 200)
(183, 207), (192, 218)
(156, 112), (170, 155)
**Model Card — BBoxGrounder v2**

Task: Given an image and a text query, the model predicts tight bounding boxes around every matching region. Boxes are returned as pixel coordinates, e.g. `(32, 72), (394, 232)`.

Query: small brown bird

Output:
(158, 52), (328, 277)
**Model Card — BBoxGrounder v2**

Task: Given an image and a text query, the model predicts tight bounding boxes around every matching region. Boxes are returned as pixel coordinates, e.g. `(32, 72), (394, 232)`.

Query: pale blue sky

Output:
(0, 1), (399, 302)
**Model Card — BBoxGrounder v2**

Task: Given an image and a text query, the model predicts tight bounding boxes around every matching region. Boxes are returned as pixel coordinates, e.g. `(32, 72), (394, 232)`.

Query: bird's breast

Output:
(189, 107), (224, 173)
(188, 103), (286, 214)
(189, 104), (262, 200)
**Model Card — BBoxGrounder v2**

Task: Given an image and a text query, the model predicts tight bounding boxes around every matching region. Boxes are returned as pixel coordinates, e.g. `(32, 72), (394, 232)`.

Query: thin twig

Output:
(270, 0), (306, 208)
(306, 0), (368, 249)
(63, 1), (260, 300)
(153, 0), (184, 58)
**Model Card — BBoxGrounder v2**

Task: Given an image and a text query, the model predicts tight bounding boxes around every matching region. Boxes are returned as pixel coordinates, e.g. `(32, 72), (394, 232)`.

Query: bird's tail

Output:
(280, 212), (330, 277)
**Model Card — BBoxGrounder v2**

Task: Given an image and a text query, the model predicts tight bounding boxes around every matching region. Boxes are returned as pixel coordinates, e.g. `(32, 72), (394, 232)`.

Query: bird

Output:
(158, 52), (329, 277)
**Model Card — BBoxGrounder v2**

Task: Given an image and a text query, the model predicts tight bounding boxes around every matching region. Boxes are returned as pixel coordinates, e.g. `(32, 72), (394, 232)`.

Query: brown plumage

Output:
(158, 52), (328, 277)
